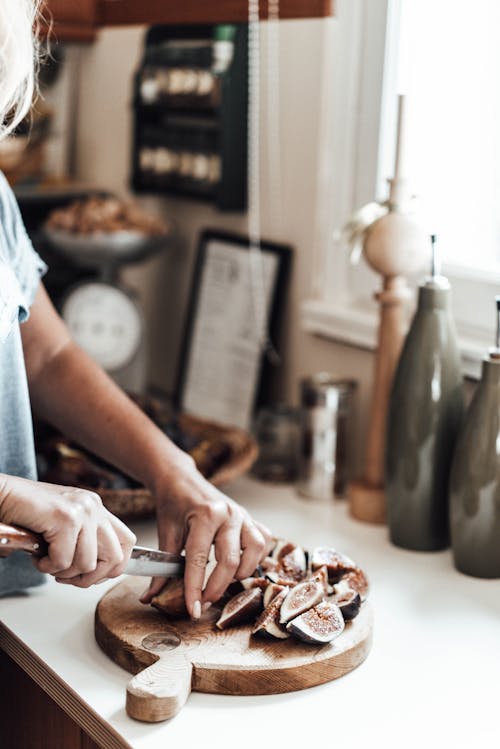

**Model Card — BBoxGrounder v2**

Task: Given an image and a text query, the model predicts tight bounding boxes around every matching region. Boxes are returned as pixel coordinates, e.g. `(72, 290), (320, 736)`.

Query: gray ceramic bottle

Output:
(450, 298), (500, 578)
(386, 237), (464, 550)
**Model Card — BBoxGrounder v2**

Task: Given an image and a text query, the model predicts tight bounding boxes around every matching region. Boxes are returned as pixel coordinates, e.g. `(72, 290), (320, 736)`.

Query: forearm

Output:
(28, 340), (190, 493)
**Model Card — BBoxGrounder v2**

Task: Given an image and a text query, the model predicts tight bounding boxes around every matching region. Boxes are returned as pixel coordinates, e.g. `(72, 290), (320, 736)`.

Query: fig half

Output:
(271, 539), (297, 561)
(252, 587), (290, 639)
(151, 578), (187, 618)
(309, 565), (329, 595)
(267, 547), (307, 585)
(216, 587), (263, 630)
(311, 547), (357, 583)
(342, 567), (369, 601)
(330, 580), (361, 621)
(279, 578), (325, 624)
(287, 600), (345, 645)
(263, 582), (286, 608)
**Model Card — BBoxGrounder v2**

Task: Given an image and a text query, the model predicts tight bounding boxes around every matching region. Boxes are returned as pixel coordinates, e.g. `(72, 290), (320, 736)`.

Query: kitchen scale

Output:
(43, 228), (170, 392)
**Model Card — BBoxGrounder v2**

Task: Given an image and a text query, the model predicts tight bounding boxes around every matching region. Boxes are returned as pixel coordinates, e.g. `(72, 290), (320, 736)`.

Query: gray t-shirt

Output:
(0, 172), (48, 595)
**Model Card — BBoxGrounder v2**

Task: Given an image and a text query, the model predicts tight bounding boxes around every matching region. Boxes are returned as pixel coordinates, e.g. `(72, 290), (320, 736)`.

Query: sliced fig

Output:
(260, 556), (279, 575)
(287, 600), (345, 645)
(309, 565), (329, 595)
(279, 578), (325, 624)
(342, 567), (369, 601)
(151, 578), (187, 618)
(311, 547), (357, 583)
(330, 579), (361, 621)
(267, 546), (307, 585)
(271, 539), (297, 561)
(216, 587), (263, 630)
(252, 587), (290, 639)
(263, 582), (286, 608)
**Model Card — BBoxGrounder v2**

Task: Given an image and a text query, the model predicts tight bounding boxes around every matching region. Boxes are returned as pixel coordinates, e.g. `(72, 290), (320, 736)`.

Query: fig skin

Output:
(252, 587), (290, 639)
(151, 578), (187, 618)
(330, 580), (361, 621)
(287, 600), (345, 645)
(279, 578), (325, 624)
(311, 547), (357, 584)
(216, 587), (263, 630)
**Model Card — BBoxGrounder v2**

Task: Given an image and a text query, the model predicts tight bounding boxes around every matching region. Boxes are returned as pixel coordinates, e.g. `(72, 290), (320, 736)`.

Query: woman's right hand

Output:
(0, 473), (136, 587)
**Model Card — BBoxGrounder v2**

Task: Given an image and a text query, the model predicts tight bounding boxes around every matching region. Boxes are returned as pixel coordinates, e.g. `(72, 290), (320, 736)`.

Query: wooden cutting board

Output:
(95, 578), (373, 723)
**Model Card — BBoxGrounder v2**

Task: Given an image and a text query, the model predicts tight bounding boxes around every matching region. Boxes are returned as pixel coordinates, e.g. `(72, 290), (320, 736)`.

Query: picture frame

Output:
(175, 229), (291, 429)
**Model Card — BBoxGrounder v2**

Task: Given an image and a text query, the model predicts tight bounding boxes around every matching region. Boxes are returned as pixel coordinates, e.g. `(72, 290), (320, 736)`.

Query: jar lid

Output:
(300, 373), (357, 408)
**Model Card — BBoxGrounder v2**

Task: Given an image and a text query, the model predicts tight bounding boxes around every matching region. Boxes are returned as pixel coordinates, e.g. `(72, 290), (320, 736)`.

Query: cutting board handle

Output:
(126, 650), (193, 722)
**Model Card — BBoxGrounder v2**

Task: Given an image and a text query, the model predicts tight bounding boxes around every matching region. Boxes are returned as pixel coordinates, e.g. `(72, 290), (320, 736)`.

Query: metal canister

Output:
(297, 373), (357, 501)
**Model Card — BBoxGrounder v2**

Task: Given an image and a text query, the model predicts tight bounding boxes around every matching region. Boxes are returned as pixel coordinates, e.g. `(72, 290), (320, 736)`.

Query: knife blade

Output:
(0, 522), (185, 578)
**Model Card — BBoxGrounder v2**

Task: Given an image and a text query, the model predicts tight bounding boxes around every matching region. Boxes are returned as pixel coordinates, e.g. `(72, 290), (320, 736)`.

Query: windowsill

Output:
(301, 298), (486, 380)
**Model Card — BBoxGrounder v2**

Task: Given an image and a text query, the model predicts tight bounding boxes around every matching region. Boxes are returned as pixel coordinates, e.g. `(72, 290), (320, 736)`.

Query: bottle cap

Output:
(488, 296), (500, 360)
(423, 234), (449, 290)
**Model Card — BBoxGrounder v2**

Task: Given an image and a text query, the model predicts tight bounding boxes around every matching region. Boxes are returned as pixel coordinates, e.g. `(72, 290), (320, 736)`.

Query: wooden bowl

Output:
(95, 413), (258, 521)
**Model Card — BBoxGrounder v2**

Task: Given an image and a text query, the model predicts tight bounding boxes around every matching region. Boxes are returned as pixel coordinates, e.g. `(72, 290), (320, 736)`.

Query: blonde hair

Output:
(0, 0), (41, 139)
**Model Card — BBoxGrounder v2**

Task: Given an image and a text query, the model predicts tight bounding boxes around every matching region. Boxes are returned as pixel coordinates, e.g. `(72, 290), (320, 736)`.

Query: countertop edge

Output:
(0, 621), (133, 749)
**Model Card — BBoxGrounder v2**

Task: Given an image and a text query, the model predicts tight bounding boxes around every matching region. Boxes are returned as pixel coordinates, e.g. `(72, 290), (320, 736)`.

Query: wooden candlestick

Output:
(349, 95), (430, 524)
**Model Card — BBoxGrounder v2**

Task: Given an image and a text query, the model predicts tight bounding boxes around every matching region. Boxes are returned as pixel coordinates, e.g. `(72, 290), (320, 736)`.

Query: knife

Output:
(0, 522), (185, 578)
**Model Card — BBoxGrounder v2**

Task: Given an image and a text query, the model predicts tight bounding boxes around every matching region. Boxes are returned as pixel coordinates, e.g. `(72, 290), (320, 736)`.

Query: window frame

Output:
(301, 0), (500, 379)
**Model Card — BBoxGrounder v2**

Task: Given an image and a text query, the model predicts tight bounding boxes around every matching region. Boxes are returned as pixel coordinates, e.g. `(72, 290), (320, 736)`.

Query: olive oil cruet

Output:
(450, 297), (500, 577)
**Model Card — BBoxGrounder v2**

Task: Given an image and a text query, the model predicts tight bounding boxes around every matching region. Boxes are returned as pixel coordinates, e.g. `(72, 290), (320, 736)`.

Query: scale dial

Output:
(62, 282), (142, 371)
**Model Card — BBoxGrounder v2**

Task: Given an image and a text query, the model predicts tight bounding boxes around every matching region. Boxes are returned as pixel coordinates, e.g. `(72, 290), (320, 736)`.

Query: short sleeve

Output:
(0, 172), (47, 322)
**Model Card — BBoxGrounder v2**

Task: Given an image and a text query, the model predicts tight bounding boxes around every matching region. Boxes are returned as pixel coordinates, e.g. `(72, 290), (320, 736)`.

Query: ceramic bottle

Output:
(450, 298), (500, 578)
(386, 238), (464, 550)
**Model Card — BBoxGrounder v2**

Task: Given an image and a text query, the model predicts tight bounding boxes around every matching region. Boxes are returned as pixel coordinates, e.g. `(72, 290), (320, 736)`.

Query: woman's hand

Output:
(0, 473), (136, 587)
(141, 454), (273, 619)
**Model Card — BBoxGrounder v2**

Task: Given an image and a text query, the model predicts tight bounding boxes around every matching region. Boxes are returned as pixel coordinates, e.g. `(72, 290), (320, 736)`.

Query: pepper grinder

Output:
(386, 236), (464, 550)
(450, 297), (500, 577)
(349, 95), (431, 524)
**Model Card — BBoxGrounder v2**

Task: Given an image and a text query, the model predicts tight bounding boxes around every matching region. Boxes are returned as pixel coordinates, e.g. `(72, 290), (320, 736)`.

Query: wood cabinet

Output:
(42, 0), (334, 42)
(0, 650), (101, 749)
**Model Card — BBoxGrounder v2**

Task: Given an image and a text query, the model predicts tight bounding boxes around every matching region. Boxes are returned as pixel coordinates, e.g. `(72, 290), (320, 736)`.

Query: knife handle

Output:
(0, 522), (48, 558)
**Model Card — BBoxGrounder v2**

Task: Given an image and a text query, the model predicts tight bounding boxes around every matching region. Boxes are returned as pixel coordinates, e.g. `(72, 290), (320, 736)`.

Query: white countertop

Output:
(1, 476), (499, 749)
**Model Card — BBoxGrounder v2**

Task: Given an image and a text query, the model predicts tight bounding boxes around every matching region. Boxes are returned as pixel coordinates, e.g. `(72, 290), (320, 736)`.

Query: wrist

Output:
(145, 448), (197, 498)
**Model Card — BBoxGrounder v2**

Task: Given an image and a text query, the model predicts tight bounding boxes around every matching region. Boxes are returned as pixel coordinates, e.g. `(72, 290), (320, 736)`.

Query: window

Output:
(302, 0), (500, 377)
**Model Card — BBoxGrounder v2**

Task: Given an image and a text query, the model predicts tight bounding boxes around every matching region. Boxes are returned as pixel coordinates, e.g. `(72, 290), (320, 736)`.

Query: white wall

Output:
(73, 22), (375, 475)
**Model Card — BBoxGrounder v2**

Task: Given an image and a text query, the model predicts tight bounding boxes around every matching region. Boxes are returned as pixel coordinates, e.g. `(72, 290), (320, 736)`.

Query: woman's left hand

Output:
(140, 454), (273, 620)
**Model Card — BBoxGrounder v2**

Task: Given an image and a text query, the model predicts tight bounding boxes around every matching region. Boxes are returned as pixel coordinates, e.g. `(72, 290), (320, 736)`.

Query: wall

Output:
(73, 21), (375, 476)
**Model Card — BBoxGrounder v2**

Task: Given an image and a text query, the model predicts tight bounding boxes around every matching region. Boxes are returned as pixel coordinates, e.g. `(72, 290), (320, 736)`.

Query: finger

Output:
(235, 522), (266, 580)
(106, 514), (136, 578)
(139, 523), (185, 604)
(36, 521), (80, 575)
(183, 521), (214, 620)
(254, 521), (274, 557)
(54, 523), (99, 579)
(55, 559), (112, 589)
(202, 521), (242, 605)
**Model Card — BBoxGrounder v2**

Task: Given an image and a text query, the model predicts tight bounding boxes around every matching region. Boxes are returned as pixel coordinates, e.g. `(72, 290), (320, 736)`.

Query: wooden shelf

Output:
(100, 0), (335, 25)
(43, 0), (334, 42)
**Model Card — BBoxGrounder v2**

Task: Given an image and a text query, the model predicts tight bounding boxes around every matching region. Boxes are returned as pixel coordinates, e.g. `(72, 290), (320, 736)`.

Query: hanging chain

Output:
(248, 0), (281, 365)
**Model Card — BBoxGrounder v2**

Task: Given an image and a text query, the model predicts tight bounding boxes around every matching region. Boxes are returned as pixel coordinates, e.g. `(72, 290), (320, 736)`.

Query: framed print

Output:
(176, 229), (291, 429)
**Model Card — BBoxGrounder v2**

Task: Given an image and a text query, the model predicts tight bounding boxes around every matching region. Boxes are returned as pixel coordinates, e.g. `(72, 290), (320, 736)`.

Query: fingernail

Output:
(202, 602), (212, 613)
(192, 600), (201, 620)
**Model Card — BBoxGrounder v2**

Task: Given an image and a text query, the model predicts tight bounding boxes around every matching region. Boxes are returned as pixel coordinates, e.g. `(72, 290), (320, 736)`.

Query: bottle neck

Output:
(481, 357), (500, 385)
(417, 283), (451, 311)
